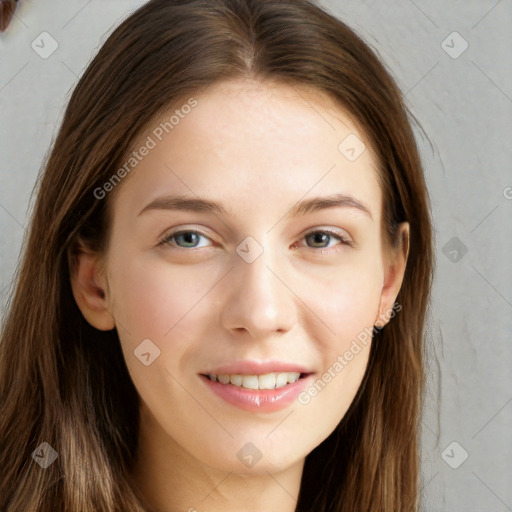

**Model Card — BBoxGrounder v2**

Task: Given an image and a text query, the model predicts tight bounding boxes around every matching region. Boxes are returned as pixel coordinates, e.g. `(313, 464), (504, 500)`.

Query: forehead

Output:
(111, 78), (382, 221)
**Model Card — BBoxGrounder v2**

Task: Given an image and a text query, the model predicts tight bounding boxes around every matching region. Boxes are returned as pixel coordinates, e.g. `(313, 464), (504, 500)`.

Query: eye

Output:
(301, 229), (354, 250)
(158, 229), (212, 249)
(157, 227), (354, 252)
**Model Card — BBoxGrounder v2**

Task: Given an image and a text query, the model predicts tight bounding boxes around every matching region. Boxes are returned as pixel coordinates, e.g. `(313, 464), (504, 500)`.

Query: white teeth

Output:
(275, 373), (288, 388)
(258, 373), (276, 390)
(207, 371), (302, 389)
(286, 371), (300, 383)
(229, 374), (243, 386)
(242, 375), (259, 389)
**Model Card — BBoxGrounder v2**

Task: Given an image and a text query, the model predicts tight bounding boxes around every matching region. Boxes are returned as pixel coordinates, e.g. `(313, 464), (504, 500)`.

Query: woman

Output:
(0, 0), (433, 510)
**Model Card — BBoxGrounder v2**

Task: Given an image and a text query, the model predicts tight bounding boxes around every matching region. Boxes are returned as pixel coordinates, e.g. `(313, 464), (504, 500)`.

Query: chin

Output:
(192, 435), (306, 475)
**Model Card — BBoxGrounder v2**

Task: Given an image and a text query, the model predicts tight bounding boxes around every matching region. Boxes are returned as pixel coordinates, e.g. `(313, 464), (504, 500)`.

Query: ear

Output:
(69, 246), (115, 331)
(374, 222), (409, 328)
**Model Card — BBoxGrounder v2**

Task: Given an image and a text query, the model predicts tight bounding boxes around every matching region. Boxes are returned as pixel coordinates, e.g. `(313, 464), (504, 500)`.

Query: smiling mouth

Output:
(201, 372), (311, 390)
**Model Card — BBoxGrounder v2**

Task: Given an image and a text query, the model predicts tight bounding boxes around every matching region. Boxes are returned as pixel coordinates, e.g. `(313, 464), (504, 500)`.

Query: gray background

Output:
(1, 1), (511, 510)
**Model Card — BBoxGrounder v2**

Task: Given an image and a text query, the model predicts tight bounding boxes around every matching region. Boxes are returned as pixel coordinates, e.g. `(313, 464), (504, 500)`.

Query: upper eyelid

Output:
(303, 226), (351, 238)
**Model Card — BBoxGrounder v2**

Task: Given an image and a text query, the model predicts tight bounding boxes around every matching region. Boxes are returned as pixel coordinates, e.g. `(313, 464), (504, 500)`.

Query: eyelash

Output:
(157, 228), (355, 252)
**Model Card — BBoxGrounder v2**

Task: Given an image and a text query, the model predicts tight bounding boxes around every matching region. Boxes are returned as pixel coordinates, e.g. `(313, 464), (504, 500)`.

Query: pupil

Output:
(181, 233), (198, 246)
(311, 233), (328, 247)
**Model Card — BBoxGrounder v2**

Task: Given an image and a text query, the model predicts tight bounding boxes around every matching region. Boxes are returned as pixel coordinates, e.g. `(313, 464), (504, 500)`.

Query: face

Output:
(74, 78), (406, 476)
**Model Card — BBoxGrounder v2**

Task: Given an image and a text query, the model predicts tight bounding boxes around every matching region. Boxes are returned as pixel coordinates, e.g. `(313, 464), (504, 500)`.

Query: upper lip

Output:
(201, 360), (314, 376)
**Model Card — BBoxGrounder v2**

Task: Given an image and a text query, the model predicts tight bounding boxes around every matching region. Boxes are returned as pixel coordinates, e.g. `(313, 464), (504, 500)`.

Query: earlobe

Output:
(69, 248), (115, 331)
(374, 222), (409, 328)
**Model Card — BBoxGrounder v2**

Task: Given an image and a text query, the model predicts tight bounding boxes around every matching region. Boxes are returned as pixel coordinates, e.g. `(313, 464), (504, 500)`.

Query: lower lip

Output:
(200, 374), (314, 413)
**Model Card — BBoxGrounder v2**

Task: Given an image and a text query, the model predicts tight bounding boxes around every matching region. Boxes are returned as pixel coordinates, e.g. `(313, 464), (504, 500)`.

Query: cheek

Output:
(109, 255), (215, 342)
(330, 277), (381, 341)
(298, 254), (383, 346)
(110, 257), (213, 415)
(108, 254), (221, 397)
(289, 260), (381, 438)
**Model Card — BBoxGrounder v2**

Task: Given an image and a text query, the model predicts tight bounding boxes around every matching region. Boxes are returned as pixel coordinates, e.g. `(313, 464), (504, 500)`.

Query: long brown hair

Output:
(0, 1), (433, 510)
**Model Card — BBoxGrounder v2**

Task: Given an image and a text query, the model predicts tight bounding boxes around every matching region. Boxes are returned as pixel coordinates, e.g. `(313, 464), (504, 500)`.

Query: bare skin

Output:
(71, 78), (408, 512)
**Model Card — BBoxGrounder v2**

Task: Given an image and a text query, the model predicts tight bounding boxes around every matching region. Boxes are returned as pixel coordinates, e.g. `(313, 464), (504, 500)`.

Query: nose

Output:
(219, 244), (297, 339)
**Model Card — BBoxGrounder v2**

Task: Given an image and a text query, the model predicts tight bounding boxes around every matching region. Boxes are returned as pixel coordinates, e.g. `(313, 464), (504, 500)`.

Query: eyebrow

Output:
(138, 193), (373, 220)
